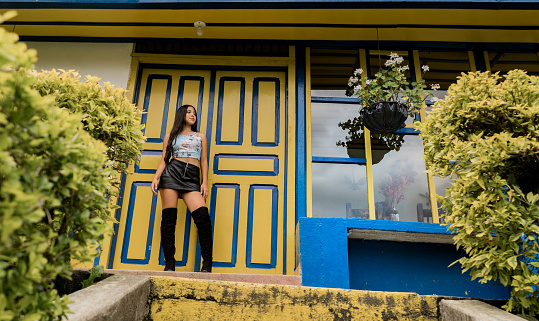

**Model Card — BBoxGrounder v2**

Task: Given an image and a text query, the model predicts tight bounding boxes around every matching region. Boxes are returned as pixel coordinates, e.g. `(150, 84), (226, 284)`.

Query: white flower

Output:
(402, 65), (410, 71)
(431, 84), (440, 91)
(353, 68), (363, 76)
(348, 77), (359, 86)
(390, 52), (399, 58)
(431, 97), (439, 102)
(395, 56), (404, 64)
(353, 84), (362, 92)
(385, 59), (395, 67)
(365, 79), (372, 85)
(422, 65), (429, 72)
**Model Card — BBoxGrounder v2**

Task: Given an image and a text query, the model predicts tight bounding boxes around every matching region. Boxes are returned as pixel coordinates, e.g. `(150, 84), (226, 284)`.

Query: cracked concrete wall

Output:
(149, 276), (439, 321)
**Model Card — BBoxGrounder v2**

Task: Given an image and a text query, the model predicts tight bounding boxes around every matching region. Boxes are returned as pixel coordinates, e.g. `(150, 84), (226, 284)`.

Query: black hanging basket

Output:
(361, 101), (408, 134)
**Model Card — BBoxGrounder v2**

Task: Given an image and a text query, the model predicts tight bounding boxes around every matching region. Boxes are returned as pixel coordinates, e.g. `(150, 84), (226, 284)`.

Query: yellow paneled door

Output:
(110, 66), (289, 275)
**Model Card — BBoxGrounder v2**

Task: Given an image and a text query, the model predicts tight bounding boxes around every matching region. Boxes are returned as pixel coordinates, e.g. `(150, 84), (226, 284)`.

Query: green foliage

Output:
(30, 69), (145, 179)
(417, 70), (539, 315)
(0, 22), (114, 320)
(348, 52), (435, 114)
(81, 265), (104, 289)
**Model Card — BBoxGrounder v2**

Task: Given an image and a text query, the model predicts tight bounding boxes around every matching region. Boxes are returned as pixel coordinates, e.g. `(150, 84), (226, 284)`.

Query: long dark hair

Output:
(165, 104), (197, 163)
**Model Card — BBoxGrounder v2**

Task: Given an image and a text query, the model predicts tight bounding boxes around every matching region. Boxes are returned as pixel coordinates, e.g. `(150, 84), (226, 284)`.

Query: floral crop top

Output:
(172, 133), (202, 160)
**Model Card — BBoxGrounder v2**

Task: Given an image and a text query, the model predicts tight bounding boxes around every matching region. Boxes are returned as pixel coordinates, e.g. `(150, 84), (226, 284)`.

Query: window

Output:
(309, 48), (475, 223)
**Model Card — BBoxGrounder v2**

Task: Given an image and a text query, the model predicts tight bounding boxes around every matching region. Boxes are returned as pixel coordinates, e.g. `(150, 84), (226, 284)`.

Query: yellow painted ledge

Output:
(150, 276), (439, 321)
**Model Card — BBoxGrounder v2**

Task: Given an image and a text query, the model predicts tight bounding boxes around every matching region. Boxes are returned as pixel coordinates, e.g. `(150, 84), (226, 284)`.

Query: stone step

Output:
(103, 269), (302, 286)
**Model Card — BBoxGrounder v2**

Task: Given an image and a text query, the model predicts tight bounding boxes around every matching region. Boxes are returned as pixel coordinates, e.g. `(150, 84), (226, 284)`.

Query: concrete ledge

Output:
(67, 274), (150, 321)
(150, 276), (439, 320)
(106, 269), (302, 286)
(348, 229), (455, 244)
(440, 299), (525, 321)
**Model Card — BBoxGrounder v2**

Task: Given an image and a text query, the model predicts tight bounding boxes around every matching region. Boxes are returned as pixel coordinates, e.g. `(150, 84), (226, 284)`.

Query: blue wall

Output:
(299, 217), (510, 300)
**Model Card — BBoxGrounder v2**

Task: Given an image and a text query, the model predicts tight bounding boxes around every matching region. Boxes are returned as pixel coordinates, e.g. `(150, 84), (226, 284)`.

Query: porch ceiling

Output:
(2, 7), (539, 43)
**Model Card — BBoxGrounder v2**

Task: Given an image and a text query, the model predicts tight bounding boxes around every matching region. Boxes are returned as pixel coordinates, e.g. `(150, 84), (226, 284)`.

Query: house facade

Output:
(3, 0), (539, 299)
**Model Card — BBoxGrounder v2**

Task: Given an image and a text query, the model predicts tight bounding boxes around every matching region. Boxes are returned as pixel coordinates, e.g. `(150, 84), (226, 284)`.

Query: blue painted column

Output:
(299, 217), (350, 289)
(295, 46), (307, 222)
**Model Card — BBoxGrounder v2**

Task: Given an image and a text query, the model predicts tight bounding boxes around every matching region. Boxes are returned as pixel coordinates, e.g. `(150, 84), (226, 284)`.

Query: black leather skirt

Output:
(158, 159), (201, 197)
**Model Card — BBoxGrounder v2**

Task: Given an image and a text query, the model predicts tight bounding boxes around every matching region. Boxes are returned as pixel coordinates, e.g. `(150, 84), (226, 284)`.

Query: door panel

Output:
(209, 70), (286, 274)
(111, 66), (288, 274)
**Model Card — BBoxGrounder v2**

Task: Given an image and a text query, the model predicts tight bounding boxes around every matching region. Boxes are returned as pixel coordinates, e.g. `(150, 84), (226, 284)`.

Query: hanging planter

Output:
(347, 53), (439, 135)
(362, 101), (408, 134)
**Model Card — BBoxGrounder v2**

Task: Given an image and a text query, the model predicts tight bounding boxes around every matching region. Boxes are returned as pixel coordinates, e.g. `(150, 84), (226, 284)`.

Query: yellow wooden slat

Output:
(126, 185), (153, 260)
(359, 49), (376, 220)
(218, 158), (275, 172)
(256, 81), (277, 144)
(250, 188), (274, 265)
(220, 80), (243, 143)
(144, 78), (169, 139)
(212, 188), (237, 264)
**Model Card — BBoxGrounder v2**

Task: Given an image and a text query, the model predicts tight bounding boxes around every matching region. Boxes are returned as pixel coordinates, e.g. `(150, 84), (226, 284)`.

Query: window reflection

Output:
(312, 163), (368, 218)
(311, 101), (366, 158)
(372, 135), (429, 222)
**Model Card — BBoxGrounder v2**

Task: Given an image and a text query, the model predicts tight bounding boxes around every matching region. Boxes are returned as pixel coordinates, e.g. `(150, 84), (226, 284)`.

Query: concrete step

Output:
(103, 269), (302, 286)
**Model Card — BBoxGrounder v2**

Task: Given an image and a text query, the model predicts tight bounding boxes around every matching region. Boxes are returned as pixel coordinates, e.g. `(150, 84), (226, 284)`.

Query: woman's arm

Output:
(198, 133), (209, 199)
(151, 134), (169, 195)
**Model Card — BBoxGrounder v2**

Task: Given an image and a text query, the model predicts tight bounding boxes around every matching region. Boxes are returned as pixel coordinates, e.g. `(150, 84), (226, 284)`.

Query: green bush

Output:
(0, 22), (114, 320)
(417, 70), (539, 314)
(30, 69), (145, 179)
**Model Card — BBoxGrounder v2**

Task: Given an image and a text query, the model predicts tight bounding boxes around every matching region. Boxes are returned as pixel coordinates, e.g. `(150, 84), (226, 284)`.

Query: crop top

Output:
(171, 133), (202, 160)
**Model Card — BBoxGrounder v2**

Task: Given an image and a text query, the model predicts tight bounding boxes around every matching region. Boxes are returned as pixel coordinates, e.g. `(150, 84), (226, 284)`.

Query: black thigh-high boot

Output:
(161, 207), (178, 271)
(191, 206), (213, 272)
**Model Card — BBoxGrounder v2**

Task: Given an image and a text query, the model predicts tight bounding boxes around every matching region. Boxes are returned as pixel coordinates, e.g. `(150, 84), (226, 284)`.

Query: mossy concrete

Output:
(149, 276), (439, 321)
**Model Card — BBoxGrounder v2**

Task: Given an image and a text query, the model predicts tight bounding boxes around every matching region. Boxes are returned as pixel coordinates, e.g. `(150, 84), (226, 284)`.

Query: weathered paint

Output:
(150, 276), (439, 321)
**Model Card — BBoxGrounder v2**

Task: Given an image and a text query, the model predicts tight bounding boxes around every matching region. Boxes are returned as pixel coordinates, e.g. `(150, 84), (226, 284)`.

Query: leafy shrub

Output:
(0, 20), (113, 320)
(417, 70), (539, 314)
(30, 69), (145, 179)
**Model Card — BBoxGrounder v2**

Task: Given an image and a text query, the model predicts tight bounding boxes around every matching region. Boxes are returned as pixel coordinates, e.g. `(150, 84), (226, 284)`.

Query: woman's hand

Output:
(151, 178), (159, 195)
(200, 183), (209, 200)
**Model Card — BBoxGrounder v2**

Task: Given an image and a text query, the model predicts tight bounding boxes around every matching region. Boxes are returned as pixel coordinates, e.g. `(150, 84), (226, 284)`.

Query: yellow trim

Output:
(9, 8), (539, 27)
(133, 54), (294, 66)
(287, 45), (297, 275)
(359, 49), (376, 220)
(413, 50), (439, 224)
(11, 24), (539, 43)
(468, 51), (477, 72)
(484, 51), (492, 71)
(306, 47), (313, 219)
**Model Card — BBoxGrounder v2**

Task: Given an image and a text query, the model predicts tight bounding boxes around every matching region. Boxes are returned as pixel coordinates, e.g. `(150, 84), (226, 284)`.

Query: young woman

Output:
(151, 104), (213, 272)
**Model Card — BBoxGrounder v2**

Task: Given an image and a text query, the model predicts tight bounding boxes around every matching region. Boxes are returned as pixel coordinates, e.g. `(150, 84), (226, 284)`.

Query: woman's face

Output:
(185, 106), (197, 126)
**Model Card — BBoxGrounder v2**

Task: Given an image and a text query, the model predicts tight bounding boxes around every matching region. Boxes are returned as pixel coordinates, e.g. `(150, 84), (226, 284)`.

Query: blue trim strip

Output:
(210, 184), (240, 268)
(296, 46), (307, 222)
(177, 76), (205, 132)
(395, 127), (420, 134)
(246, 185), (278, 269)
(311, 96), (361, 104)
(215, 77), (245, 146)
(312, 156), (367, 165)
(157, 209), (192, 267)
(252, 77), (280, 147)
(140, 74), (172, 144)
(213, 154), (279, 176)
(134, 150), (163, 174)
(120, 182), (157, 265)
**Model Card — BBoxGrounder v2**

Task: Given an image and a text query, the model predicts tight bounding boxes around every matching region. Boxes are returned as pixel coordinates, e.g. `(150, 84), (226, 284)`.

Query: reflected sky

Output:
(312, 163), (368, 218)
